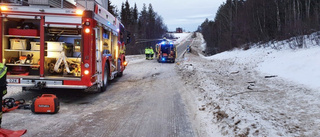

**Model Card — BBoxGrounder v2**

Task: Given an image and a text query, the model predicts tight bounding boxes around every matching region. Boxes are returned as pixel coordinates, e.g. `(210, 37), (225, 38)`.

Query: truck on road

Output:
(0, 0), (129, 92)
(156, 41), (177, 63)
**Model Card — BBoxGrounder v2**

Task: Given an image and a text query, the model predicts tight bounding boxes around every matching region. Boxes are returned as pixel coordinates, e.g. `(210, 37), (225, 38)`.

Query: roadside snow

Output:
(258, 47), (320, 90)
(207, 45), (320, 91)
(177, 33), (320, 136)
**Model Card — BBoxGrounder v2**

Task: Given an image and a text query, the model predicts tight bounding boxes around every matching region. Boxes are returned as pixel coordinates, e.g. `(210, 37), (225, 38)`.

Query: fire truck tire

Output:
(22, 87), (28, 91)
(118, 72), (123, 77)
(172, 59), (175, 63)
(102, 63), (109, 92)
(117, 59), (123, 77)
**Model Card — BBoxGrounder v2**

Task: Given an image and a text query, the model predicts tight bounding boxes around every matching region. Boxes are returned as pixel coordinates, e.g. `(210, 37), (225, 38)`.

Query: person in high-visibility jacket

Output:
(0, 63), (7, 127)
(145, 47), (151, 59)
(149, 47), (154, 60)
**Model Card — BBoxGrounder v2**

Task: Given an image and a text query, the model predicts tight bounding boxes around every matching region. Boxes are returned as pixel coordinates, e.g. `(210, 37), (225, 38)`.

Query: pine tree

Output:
(120, 1), (131, 28)
(132, 3), (138, 25)
(108, 0), (118, 17)
(147, 4), (156, 39)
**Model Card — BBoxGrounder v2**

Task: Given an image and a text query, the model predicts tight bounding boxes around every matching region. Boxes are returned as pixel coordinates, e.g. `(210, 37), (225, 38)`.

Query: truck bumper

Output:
(6, 75), (89, 89)
(8, 83), (88, 89)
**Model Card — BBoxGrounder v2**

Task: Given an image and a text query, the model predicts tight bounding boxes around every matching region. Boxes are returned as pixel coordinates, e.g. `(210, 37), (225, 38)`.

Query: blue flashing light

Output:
(162, 58), (166, 61)
(169, 41), (173, 45)
(107, 22), (111, 25)
(161, 41), (166, 45)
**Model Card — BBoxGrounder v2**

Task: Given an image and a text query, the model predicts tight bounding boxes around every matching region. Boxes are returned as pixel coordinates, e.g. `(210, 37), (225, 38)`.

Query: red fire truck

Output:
(0, 2), (129, 92)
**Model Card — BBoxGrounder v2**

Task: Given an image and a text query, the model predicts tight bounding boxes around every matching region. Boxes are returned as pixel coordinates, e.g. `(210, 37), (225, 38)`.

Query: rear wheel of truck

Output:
(118, 71), (123, 77)
(117, 59), (123, 77)
(22, 87), (26, 91)
(102, 64), (109, 92)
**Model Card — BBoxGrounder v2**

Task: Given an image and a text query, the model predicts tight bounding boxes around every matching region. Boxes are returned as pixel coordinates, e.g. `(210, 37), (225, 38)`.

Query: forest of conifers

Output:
(199, 0), (320, 55)
(109, 1), (167, 55)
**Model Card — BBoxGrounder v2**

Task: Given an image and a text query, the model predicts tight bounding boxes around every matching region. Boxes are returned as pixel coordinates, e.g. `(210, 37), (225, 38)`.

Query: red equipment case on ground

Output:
(31, 94), (59, 114)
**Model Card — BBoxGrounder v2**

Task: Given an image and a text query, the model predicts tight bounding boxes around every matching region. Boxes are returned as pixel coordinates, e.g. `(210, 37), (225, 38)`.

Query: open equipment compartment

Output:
(1, 18), (82, 78)
(44, 27), (82, 78)
(2, 17), (40, 76)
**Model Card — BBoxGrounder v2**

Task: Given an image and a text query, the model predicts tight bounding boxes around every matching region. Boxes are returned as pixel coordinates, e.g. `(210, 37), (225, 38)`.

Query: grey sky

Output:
(68, 0), (225, 31)
(112, 0), (225, 32)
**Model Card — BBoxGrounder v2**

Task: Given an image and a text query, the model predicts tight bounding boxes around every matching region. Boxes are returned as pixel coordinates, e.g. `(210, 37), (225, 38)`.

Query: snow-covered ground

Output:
(177, 33), (320, 136)
(171, 33), (191, 45)
(209, 44), (320, 91)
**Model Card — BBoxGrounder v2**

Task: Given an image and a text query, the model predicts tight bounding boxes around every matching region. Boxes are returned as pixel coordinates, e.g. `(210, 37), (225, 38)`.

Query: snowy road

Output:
(176, 35), (192, 57)
(2, 35), (199, 137)
(5, 32), (318, 137)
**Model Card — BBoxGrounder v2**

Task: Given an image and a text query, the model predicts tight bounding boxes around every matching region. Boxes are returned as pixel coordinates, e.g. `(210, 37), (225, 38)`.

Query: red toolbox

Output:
(8, 28), (39, 36)
(7, 66), (29, 76)
(31, 94), (60, 114)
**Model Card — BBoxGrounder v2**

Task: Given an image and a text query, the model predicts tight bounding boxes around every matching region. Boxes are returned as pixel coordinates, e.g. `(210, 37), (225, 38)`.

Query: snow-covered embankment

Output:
(177, 33), (320, 136)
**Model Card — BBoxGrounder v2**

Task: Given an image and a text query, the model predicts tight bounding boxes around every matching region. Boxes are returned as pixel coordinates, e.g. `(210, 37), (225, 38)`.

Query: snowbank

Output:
(258, 46), (320, 90)
(207, 45), (320, 91)
(177, 33), (320, 136)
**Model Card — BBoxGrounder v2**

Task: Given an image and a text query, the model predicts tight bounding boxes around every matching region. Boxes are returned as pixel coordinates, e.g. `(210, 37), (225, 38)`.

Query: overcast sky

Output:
(111, 0), (226, 32)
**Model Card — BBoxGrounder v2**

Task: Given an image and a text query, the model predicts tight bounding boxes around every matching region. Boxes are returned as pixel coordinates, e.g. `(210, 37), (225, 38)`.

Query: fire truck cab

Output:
(0, 1), (129, 92)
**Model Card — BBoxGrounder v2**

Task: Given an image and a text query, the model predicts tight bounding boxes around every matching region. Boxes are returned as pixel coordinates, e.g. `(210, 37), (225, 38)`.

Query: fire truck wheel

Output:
(102, 63), (109, 92)
(117, 59), (123, 77)
(22, 87), (28, 91)
(118, 72), (123, 77)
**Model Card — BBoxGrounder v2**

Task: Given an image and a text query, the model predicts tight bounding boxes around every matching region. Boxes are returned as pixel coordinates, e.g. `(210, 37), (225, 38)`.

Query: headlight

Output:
(85, 28), (90, 33)
(123, 61), (128, 66)
(76, 10), (83, 15)
(84, 70), (89, 75)
(1, 6), (8, 11)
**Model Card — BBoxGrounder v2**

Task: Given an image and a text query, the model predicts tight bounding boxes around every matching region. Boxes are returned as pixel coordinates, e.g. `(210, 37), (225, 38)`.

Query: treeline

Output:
(199, 0), (320, 55)
(109, 1), (167, 55)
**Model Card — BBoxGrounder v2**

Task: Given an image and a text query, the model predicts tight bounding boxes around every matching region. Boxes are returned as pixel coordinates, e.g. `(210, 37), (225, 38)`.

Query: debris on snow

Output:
(264, 75), (278, 78)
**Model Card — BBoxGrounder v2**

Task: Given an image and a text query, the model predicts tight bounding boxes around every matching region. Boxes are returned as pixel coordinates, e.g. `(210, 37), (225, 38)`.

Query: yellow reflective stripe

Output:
(0, 66), (7, 78)
(3, 89), (7, 95)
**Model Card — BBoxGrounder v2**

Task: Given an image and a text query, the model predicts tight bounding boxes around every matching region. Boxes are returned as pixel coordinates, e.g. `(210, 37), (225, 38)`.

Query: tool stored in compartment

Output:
(31, 94), (59, 114)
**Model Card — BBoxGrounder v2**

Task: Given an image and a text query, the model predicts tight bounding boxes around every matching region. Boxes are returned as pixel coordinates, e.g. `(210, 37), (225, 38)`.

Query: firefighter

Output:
(0, 63), (7, 127)
(145, 47), (150, 59)
(150, 46), (154, 60)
